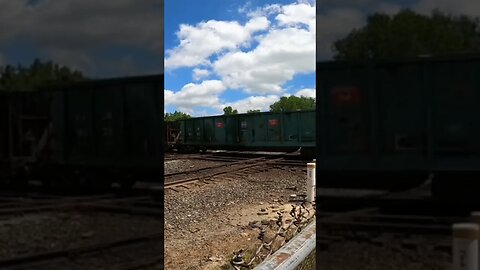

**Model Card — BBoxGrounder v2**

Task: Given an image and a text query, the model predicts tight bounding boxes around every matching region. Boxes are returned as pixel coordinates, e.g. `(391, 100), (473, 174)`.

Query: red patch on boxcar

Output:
(268, 119), (279, 127)
(332, 86), (361, 105)
(216, 122), (224, 128)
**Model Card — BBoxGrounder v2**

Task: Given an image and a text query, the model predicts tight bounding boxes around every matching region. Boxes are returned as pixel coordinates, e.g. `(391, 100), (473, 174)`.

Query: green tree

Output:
(164, 111), (191, 121)
(223, 106), (238, 115)
(269, 96), (315, 112)
(247, 109), (261, 114)
(333, 9), (480, 60)
(0, 58), (85, 91)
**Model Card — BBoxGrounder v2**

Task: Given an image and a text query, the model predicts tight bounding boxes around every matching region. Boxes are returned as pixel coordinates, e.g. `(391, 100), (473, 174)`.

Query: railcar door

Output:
(267, 114), (281, 142)
(225, 117), (238, 144)
(213, 116), (226, 145)
(238, 116), (249, 145)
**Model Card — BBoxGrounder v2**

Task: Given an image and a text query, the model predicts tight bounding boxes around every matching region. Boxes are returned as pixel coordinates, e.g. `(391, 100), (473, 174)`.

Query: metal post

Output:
(453, 223), (478, 270)
(306, 162), (316, 203)
(471, 212), (480, 270)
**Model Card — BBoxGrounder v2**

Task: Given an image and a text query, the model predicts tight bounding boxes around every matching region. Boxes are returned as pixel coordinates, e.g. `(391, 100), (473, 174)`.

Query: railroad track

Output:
(0, 194), (157, 216)
(0, 194), (162, 270)
(164, 156), (289, 190)
(316, 186), (476, 252)
(0, 233), (163, 270)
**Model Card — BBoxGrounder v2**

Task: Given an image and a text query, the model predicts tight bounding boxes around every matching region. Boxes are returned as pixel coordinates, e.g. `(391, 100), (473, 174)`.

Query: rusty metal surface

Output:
(253, 220), (316, 270)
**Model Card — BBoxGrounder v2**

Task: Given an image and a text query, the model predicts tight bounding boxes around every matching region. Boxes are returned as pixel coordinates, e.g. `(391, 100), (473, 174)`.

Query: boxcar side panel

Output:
(93, 86), (124, 158)
(65, 87), (94, 160)
(375, 63), (429, 170)
(299, 111), (315, 145)
(225, 116), (238, 144)
(430, 59), (480, 171)
(318, 57), (480, 173)
(123, 82), (161, 160)
(213, 116), (226, 144)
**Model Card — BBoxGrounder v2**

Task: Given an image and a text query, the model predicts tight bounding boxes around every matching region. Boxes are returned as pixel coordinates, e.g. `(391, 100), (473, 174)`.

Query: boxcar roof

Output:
(317, 53), (480, 68)
(37, 73), (163, 91)
(178, 109), (316, 120)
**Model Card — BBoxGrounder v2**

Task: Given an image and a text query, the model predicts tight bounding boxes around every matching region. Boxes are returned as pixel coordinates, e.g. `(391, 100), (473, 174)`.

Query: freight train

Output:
(3, 54), (480, 200)
(1, 75), (163, 192)
(164, 110), (316, 157)
(317, 54), (480, 200)
(165, 54), (480, 200)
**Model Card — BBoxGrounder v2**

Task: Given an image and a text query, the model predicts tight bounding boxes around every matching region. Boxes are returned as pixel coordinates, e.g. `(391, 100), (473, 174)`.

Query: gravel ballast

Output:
(318, 234), (451, 270)
(164, 167), (310, 270)
(0, 211), (162, 260)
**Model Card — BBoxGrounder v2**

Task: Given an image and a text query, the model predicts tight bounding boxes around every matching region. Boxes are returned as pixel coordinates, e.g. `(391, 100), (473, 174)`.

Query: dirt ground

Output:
(164, 167), (312, 270)
(318, 233), (452, 270)
(0, 210), (162, 269)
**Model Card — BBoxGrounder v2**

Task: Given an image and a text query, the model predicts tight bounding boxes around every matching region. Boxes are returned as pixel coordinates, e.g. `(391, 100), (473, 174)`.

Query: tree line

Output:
(0, 58), (85, 91)
(333, 9), (480, 60)
(164, 95), (316, 121)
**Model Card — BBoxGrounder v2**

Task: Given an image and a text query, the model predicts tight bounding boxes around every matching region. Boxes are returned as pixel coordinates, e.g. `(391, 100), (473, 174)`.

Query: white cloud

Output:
(167, 1), (316, 115)
(375, 3), (402, 15)
(192, 68), (210, 81)
(243, 4), (283, 18)
(294, 88), (316, 98)
(224, 95), (280, 113)
(317, 8), (365, 60)
(43, 48), (94, 73)
(0, 0), (163, 75)
(214, 27), (315, 94)
(164, 80), (226, 114)
(213, 1), (315, 95)
(165, 17), (269, 69)
(276, 2), (316, 30)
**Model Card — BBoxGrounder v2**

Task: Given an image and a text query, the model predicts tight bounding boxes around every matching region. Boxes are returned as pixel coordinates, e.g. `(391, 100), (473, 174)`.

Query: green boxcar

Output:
(38, 75), (163, 188)
(317, 54), (480, 196)
(0, 91), (51, 185)
(176, 110), (315, 153)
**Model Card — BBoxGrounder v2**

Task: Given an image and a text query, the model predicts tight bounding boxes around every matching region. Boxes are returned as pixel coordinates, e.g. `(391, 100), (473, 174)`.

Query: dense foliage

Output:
(0, 58), (85, 91)
(269, 96), (316, 112)
(164, 111), (192, 121)
(223, 106), (238, 115)
(333, 9), (480, 60)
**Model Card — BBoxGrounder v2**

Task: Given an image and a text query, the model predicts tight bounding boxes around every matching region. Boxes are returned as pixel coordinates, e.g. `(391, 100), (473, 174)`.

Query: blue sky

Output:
(0, 1), (163, 78)
(164, 0), (316, 116)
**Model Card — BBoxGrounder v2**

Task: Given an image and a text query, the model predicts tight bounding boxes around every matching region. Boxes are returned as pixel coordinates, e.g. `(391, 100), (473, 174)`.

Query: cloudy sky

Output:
(317, 0), (480, 61)
(0, 0), (163, 78)
(164, 0), (316, 116)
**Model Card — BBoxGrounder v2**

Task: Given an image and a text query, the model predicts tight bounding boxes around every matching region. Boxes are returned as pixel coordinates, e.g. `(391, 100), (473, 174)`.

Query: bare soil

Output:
(164, 167), (311, 270)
